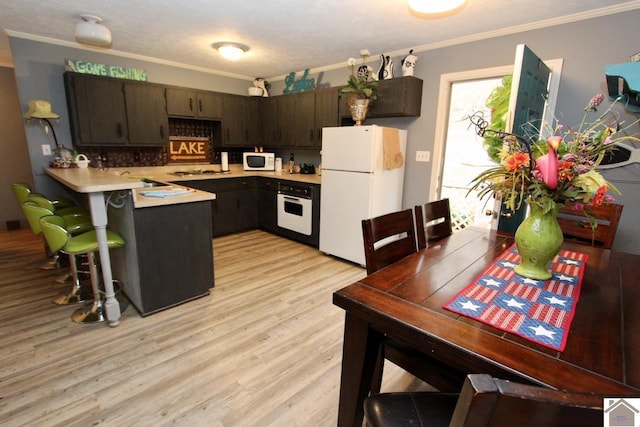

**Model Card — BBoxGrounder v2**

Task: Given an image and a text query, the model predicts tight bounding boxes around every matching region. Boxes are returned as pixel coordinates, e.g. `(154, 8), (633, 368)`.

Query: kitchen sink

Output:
(141, 178), (169, 187)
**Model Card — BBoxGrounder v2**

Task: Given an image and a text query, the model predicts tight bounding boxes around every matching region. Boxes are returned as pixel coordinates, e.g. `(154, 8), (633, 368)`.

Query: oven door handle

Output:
(280, 194), (311, 201)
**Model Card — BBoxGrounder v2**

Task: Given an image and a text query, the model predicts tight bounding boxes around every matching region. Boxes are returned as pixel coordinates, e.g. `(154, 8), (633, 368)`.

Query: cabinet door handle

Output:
(160, 125), (164, 138)
(199, 99), (203, 113)
(117, 123), (123, 138)
(189, 98), (193, 112)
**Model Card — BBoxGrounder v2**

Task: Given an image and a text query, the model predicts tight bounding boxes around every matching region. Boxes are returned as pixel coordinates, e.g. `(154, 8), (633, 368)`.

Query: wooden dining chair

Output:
(364, 373), (604, 427)
(361, 209), (417, 275)
(415, 199), (453, 250)
(556, 202), (623, 249)
(362, 208), (466, 395)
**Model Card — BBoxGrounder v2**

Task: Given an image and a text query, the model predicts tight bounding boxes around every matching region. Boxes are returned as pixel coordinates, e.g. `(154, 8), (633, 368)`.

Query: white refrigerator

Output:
(319, 125), (407, 266)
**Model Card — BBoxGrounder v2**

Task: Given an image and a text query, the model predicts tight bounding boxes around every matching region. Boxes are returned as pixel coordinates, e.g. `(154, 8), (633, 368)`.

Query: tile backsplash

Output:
(77, 118), (243, 168)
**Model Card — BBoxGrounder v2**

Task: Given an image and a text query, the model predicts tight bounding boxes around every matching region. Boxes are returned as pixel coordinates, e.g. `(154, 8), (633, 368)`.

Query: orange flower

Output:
(591, 185), (608, 206)
(502, 152), (530, 172)
(557, 161), (574, 182)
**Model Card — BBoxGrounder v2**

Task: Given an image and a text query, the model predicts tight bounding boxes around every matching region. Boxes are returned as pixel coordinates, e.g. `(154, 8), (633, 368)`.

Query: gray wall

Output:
(8, 9), (640, 252)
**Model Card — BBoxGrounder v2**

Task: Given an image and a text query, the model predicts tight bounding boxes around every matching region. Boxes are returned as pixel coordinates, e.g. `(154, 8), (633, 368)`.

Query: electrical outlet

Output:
(42, 144), (51, 156)
(416, 150), (430, 162)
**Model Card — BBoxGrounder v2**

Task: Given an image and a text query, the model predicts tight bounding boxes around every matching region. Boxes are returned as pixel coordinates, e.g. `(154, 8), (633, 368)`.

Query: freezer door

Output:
(321, 126), (378, 173)
(319, 169), (372, 266)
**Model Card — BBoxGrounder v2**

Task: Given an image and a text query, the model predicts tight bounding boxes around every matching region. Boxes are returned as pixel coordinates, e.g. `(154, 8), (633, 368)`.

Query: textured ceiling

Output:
(1, 0), (639, 80)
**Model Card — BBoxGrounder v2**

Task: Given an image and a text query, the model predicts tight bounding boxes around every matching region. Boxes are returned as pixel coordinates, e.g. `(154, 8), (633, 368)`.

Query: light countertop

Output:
(45, 164), (321, 209)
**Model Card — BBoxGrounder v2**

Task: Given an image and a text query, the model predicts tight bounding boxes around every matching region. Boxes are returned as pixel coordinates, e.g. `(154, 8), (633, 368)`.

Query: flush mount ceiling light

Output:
(408, 0), (468, 15)
(212, 42), (249, 61)
(75, 14), (112, 48)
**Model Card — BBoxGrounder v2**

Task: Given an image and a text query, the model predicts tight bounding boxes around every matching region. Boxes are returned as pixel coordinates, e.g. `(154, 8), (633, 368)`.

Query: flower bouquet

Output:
(469, 94), (638, 278)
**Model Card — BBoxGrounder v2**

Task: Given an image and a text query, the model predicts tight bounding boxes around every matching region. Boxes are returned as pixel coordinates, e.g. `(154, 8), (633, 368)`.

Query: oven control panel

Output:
(278, 183), (312, 199)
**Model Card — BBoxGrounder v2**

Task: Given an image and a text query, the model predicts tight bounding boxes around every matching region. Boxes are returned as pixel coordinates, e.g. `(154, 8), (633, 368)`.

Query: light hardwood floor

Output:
(0, 228), (428, 426)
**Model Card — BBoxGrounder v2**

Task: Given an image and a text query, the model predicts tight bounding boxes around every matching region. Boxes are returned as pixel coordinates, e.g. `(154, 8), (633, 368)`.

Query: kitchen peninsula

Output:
(45, 166), (217, 321)
(45, 164), (322, 320)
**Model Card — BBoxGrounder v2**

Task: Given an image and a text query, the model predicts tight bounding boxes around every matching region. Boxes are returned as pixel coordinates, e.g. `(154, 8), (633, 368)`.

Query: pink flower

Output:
(585, 93), (605, 112)
(535, 137), (561, 190)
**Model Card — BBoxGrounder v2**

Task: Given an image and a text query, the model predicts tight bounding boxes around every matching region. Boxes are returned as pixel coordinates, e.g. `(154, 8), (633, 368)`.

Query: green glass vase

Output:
(514, 201), (563, 280)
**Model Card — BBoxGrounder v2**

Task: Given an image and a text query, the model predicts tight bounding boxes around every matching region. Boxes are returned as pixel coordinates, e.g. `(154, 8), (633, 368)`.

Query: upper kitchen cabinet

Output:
(220, 94), (262, 147)
(125, 82), (169, 146)
(314, 86), (341, 144)
(339, 76), (423, 119)
(64, 72), (169, 147)
(292, 90), (316, 148)
(261, 95), (295, 148)
(64, 72), (129, 146)
(166, 87), (223, 119)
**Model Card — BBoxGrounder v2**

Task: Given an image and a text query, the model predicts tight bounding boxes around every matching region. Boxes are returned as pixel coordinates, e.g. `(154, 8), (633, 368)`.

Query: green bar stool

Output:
(12, 182), (76, 210)
(22, 201), (95, 304)
(27, 193), (89, 218)
(12, 182), (88, 269)
(39, 215), (126, 324)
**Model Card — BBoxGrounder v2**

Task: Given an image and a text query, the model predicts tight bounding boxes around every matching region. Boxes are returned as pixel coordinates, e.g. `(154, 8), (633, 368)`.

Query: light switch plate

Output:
(42, 144), (51, 155)
(416, 150), (430, 162)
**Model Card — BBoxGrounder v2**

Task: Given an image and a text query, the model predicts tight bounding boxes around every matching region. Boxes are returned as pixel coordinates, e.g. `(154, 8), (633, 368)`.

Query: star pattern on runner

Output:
(460, 300), (481, 311)
(555, 274), (575, 283)
(482, 278), (502, 287)
(529, 324), (556, 338)
(545, 296), (567, 306)
(504, 298), (525, 309)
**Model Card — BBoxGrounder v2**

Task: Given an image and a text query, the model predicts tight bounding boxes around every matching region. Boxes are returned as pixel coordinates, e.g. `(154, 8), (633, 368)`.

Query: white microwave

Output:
(243, 152), (275, 171)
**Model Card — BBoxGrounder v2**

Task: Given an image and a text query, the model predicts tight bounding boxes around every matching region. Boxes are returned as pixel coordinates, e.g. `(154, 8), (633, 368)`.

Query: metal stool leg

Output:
(53, 254), (93, 305)
(71, 252), (106, 323)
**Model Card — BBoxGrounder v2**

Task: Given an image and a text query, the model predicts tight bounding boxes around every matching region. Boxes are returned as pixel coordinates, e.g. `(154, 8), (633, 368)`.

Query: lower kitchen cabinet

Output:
(108, 193), (214, 316)
(180, 176), (320, 246)
(257, 177), (278, 233)
(181, 178), (257, 237)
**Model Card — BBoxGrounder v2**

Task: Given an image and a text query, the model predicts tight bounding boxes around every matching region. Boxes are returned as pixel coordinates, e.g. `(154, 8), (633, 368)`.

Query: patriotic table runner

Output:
(443, 244), (588, 351)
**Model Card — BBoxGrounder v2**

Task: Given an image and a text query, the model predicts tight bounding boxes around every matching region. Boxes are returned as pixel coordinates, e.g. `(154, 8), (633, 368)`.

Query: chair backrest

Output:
(362, 209), (417, 275)
(415, 199), (452, 250)
(450, 374), (603, 427)
(28, 193), (57, 212)
(556, 202), (623, 249)
(39, 215), (70, 254)
(11, 182), (35, 205)
(21, 201), (54, 235)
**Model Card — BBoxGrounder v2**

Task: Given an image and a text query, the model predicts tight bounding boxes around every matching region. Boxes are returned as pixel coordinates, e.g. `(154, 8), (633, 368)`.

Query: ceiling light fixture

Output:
(75, 14), (112, 48)
(408, 0), (467, 15)
(212, 42), (249, 61)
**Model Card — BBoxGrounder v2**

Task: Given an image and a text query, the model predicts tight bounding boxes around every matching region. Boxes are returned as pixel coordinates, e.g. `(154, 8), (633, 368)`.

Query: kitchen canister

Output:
(221, 152), (229, 171)
(275, 157), (283, 172)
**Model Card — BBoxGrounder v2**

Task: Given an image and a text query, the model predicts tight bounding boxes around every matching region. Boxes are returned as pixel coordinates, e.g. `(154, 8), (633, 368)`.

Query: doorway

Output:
(430, 57), (563, 232)
(441, 77), (505, 231)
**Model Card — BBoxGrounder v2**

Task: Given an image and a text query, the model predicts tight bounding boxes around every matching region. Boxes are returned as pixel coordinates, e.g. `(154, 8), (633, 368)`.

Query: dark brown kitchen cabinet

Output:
(125, 82), (169, 146)
(166, 87), (223, 119)
(257, 177), (278, 233)
(64, 72), (129, 146)
(339, 76), (423, 119)
(315, 86), (340, 134)
(293, 91), (316, 148)
(276, 95), (296, 147)
(64, 72), (169, 147)
(221, 95), (262, 147)
(179, 178), (257, 236)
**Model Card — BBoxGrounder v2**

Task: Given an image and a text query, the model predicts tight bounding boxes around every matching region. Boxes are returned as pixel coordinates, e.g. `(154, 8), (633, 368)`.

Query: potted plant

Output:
(340, 49), (378, 125)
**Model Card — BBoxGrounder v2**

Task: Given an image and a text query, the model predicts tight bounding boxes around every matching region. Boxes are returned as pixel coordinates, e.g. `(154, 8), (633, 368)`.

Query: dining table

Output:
(333, 226), (640, 427)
